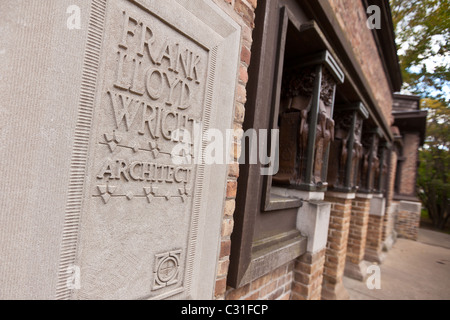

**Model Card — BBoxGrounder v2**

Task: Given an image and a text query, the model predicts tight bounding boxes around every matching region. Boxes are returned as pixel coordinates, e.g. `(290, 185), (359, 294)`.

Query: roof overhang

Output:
(392, 110), (428, 145)
(363, 0), (403, 92)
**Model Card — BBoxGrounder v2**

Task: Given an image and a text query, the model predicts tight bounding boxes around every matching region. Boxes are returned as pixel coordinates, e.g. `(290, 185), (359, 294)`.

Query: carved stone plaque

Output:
(67, 0), (240, 300)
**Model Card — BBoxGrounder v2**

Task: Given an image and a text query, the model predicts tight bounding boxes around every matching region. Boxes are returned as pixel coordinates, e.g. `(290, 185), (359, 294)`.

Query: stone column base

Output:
(364, 248), (385, 264)
(321, 281), (350, 300)
(395, 201), (421, 241)
(293, 192), (330, 300)
(344, 260), (369, 282)
(383, 230), (397, 252)
(292, 249), (326, 300)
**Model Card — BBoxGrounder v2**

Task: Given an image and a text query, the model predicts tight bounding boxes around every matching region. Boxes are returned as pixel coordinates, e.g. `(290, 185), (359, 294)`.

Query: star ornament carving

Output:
(143, 184), (158, 203)
(171, 147), (192, 165)
(130, 141), (140, 153)
(104, 131), (123, 152)
(97, 184), (117, 204)
(178, 185), (191, 202)
(149, 141), (161, 158)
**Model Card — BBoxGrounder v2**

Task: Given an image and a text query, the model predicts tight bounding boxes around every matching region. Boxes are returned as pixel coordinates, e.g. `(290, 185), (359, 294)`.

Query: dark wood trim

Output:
(261, 6), (303, 212)
(393, 110), (428, 145)
(240, 232), (307, 286)
(228, 0), (273, 288)
(393, 194), (420, 202)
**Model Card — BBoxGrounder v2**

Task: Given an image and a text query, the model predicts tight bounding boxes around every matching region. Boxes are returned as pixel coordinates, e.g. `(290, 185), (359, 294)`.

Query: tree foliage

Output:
(391, 0), (450, 228)
(391, 0), (450, 102)
(416, 99), (449, 228)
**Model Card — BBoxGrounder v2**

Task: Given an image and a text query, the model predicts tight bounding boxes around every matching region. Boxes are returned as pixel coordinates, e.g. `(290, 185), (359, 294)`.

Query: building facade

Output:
(0, 0), (426, 300)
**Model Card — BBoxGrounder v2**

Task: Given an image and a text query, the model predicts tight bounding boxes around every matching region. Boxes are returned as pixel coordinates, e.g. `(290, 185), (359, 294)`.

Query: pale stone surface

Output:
(383, 230), (397, 252)
(364, 248), (386, 264)
(322, 281), (350, 300)
(383, 202), (398, 252)
(355, 192), (373, 199)
(326, 191), (356, 200)
(296, 200), (331, 254)
(0, 0), (91, 299)
(0, 0), (241, 300)
(369, 194), (386, 217)
(399, 200), (421, 213)
(271, 188), (325, 201)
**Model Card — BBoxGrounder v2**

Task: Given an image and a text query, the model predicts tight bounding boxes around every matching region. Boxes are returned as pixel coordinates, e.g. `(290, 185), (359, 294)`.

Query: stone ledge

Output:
(344, 260), (369, 282)
(364, 248), (385, 264)
(326, 191), (356, 200)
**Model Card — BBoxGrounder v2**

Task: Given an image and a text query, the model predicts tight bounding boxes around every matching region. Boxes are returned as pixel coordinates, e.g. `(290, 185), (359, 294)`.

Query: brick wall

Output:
(326, 0), (393, 124)
(395, 201), (421, 241)
(398, 134), (420, 196)
(396, 209), (420, 240)
(212, 0), (257, 300)
(322, 194), (352, 300)
(347, 197), (370, 265)
(224, 263), (293, 300)
(291, 249), (326, 300)
(365, 214), (384, 261)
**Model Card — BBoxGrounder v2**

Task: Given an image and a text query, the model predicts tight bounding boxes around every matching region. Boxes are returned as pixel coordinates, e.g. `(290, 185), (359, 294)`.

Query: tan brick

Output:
(245, 291), (260, 300)
(268, 287), (284, 300)
(226, 283), (250, 300)
(240, 45), (252, 66)
(248, 0), (257, 8)
(220, 239), (231, 258)
(279, 292), (290, 300)
(291, 291), (307, 300)
(217, 259), (230, 277)
(250, 272), (272, 291)
(235, 0), (255, 27)
(292, 282), (312, 297)
(239, 64), (248, 84)
(226, 180), (237, 198)
(260, 280), (278, 297)
(224, 199), (236, 217)
(235, 102), (245, 124)
(215, 277), (227, 297)
(294, 270), (311, 285)
(221, 218), (234, 237)
(230, 141), (242, 160)
(236, 83), (247, 104)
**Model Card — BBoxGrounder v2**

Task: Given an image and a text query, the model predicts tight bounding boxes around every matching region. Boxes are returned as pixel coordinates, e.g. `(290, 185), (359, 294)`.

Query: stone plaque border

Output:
(56, 0), (240, 300)
(56, 0), (108, 300)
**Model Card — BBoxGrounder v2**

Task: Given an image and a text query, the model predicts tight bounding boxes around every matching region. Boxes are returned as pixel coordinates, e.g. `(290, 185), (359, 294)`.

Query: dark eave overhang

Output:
(363, 0), (403, 92)
(393, 93), (421, 104)
(392, 110), (428, 145)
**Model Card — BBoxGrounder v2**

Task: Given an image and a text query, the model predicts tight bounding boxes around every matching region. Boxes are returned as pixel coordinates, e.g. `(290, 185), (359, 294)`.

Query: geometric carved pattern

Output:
(95, 183), (192, 203)
(153, 250), (182, 291)
(101, 132), (175, 160)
